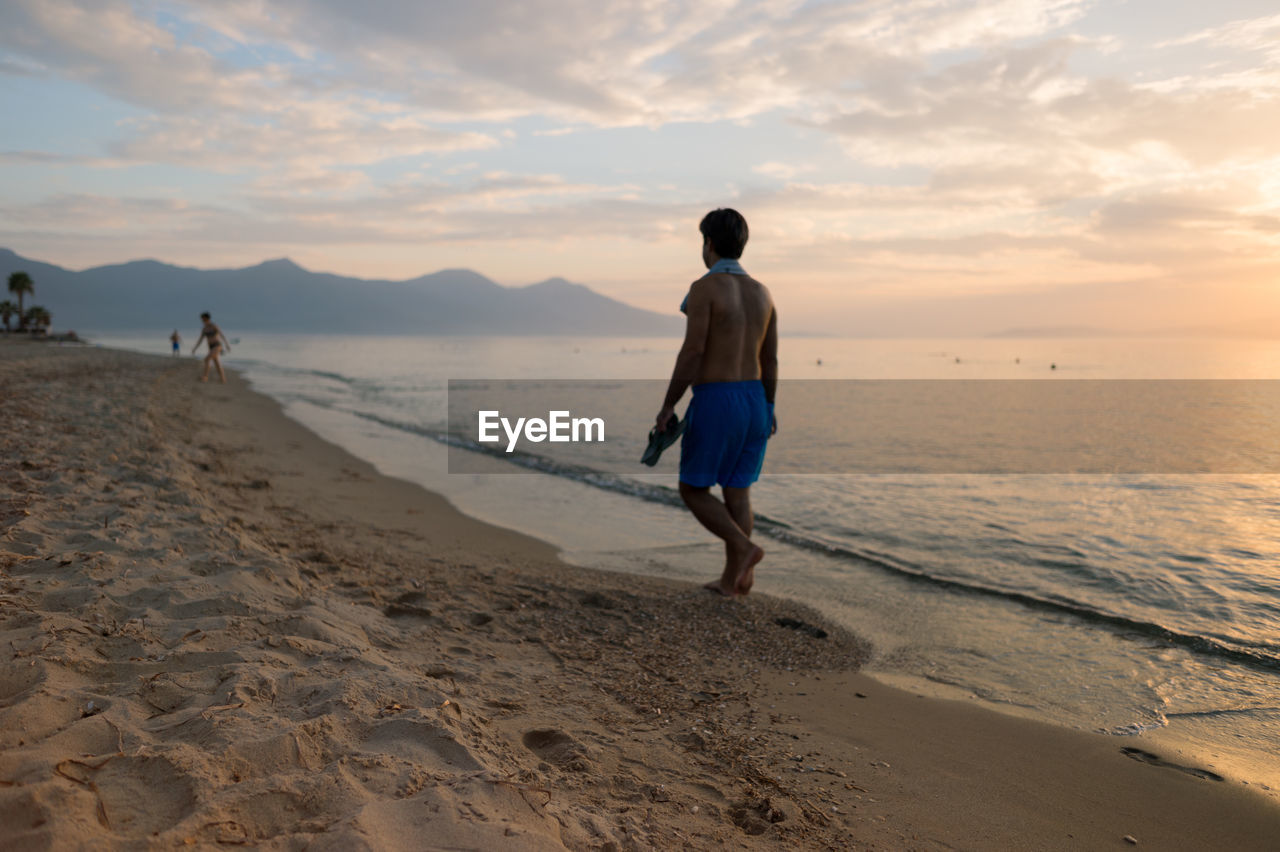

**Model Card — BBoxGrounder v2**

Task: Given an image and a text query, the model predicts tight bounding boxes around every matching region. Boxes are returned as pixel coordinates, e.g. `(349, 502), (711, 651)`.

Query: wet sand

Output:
(2, 339), (1277, 849)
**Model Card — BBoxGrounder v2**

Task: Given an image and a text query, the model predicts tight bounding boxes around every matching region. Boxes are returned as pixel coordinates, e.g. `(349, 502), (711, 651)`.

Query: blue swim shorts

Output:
(679, 380), (771, 489)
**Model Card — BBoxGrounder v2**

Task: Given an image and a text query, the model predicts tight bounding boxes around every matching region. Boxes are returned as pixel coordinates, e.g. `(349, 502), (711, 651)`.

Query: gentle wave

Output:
(235, 358), (371, 388)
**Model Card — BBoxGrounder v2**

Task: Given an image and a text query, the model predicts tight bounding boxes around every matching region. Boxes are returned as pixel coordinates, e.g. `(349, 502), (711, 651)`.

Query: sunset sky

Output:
(2, 1), (1279, 334)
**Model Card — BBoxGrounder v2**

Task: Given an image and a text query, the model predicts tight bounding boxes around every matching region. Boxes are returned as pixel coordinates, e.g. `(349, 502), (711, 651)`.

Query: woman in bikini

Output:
(192, 311), (230, 383)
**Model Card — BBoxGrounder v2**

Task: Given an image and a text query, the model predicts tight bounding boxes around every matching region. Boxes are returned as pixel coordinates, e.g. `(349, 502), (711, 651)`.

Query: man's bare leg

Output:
(679, 482), (763, 596)
(213, 353), (227, 384)
(723, 487), (757, 595)
(200, 353), (211, 382)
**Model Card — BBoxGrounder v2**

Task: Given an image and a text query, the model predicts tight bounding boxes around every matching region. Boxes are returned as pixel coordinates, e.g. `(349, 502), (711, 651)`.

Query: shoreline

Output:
(244, 347), (1280, 795)
(3, 339), (1278, 848)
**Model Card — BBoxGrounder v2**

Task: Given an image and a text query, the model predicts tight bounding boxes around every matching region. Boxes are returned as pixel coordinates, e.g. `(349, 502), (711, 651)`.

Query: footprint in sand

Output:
(0, 691), (83, 750)
(728, 796), (789, 836)
(0, 787), (56, 839)
(522, 729), (592, 772)
(383, 591), (436, 621)
(91, 755), (198, 837)
(363, 719), (484, 773)
(223, 789), (326, 842)
(1120, 747), (1224, 781)
(3, 530), (46, 558)
(0, 659), (46, 706)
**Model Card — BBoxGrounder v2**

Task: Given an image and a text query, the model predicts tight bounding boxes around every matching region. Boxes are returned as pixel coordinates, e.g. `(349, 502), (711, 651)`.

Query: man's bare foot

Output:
(735, 546), (763, 595)
(703, 578), (736, 596)
(703, 543), (764, 598)
(199, 376), (208, 383)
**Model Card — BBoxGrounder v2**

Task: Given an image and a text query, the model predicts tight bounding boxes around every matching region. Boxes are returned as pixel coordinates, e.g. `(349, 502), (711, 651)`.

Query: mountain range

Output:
(5, 248), (1277, 339)
(0, 249), (682, 336)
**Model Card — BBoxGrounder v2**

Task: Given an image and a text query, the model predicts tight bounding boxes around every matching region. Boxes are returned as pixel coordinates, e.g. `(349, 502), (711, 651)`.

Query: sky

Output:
(2, 0), (1279, 334)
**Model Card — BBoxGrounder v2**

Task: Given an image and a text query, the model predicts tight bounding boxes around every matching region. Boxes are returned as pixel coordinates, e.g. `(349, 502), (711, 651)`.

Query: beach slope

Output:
(1, 341), (1277, 849)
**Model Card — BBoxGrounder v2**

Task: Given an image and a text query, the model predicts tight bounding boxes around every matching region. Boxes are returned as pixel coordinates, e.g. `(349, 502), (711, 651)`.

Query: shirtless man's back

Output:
(694, 272), (774, 382)
(656, 208), (777, 597)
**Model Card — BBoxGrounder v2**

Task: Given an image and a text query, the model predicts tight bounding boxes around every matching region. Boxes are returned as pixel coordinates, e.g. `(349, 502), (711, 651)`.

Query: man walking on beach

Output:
(656, 208), (777, 597)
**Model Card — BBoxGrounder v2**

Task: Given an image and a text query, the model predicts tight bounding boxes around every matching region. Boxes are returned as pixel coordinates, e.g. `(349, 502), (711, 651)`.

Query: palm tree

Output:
(0, 300), (15, 332)
(24, 306), (51, 335)
(7, 271), (33, 331)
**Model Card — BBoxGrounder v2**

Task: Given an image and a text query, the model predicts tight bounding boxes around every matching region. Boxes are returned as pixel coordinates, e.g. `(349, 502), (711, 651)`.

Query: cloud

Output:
(0, 150), (96, 164)
(108, 109), (498, 173)
(0, 0), (257, 111)
(0, 56), (40, 76)
(752, 161), (810, 180)
(0, 0), (1101, 127)
(0, 192), (419, 248)
(0, 175), (682, 249)
(10, 0), (1238, 188)
(0, 0), (498, 176)
(1158, 12), (1280, 59)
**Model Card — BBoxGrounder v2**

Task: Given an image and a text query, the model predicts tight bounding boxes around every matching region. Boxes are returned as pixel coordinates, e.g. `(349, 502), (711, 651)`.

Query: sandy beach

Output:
(2, 339), (1279, 850)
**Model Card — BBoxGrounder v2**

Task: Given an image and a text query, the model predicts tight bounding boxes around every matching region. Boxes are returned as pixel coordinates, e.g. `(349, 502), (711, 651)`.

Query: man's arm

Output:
(760, 307), (777, 404)
(760, 307), (778, 434)
(656, 282), (711, 429)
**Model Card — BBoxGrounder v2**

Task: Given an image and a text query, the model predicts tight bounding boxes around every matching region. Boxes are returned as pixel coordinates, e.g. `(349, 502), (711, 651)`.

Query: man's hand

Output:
(655, 405), (676, 432)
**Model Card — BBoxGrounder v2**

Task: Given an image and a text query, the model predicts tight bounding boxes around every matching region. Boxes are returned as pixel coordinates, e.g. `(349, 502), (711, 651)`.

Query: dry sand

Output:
(1, 339), (1278, 850)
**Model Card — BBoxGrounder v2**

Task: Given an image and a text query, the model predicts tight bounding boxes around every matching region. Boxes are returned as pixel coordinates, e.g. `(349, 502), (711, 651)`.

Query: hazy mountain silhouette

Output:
(0, 249), (682, 336)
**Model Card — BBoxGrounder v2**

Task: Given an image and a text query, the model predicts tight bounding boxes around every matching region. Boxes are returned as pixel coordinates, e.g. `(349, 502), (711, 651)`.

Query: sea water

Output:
(93, 332), (1280, 791)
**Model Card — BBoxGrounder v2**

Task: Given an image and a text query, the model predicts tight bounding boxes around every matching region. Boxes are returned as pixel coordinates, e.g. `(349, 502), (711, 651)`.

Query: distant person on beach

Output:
(170, 329), (181, 355)
(192, 312), (230, 383)
(656, 208), (777, 597)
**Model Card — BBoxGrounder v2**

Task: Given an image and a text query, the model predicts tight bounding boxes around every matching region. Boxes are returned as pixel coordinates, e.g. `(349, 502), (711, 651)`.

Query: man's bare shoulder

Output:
(686, 275), (715, 304)
(691, 272), (772, 306)
(740, 275), (773, 307)
(693, 272), (755, 290)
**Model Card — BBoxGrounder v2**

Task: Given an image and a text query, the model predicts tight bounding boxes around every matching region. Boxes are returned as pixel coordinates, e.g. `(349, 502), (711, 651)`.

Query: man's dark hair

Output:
(200, 312), (211, 320)
(699, 208), (749, 259)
